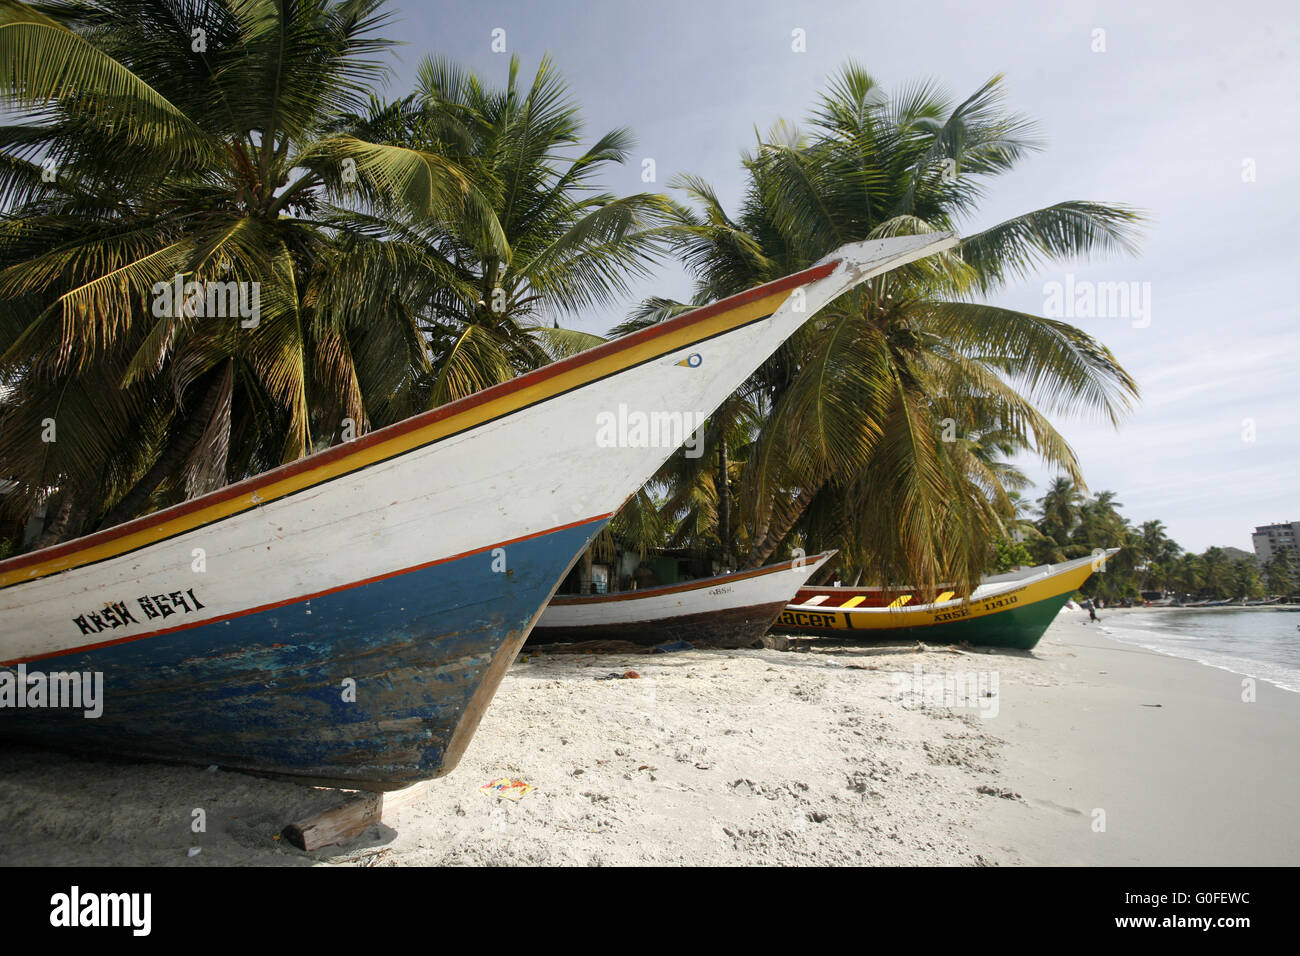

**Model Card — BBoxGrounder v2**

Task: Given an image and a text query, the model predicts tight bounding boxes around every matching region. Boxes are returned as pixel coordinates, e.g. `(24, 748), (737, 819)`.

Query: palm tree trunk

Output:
(743, 480), (824, 569)
(96, 361), (232, 531)
(30, 494), (86, 551)
(717, 442), (731, 569)
(579, 547), (594, 594)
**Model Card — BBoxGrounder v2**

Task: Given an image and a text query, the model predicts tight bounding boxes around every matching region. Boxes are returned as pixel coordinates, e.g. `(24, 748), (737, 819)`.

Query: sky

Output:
(376, 0), (1298, 553)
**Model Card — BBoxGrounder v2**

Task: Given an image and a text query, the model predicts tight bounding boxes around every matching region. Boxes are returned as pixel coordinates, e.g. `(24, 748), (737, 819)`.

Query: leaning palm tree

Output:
(627, 65), (1142, 594)
(0, 0), (487, 544)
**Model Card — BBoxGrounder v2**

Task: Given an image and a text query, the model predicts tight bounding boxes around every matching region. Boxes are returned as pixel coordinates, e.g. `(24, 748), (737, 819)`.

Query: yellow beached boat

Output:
(774, 551), (1116, 649)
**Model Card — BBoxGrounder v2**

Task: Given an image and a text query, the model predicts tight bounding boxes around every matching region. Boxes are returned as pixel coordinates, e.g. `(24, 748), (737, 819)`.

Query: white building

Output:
(1252, 521), (1299, 563)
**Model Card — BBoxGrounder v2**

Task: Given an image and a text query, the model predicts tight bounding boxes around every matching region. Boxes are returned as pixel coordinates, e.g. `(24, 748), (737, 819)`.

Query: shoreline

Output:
(0, 614), (1295, 866)
(966, 614), (1300, 865)
(1093, 605), (1300, 694)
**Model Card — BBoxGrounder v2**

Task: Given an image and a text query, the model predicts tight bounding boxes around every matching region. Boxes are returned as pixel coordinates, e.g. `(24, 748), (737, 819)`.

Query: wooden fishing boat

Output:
(531, 551), (835, 647)
(773, 551), (1117, 650)
(0, 232), (957, 789)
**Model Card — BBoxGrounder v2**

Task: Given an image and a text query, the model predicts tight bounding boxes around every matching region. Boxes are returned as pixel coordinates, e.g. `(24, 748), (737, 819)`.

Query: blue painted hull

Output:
(0, 519), (604, 789)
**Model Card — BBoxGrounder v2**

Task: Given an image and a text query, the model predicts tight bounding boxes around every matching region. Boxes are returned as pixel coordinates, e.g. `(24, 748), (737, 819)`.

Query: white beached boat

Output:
(0, 233), (957, 788)
(532, 551), (835, 646)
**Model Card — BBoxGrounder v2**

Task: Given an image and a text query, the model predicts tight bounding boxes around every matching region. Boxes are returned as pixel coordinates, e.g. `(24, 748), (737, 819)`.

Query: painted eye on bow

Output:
(675, 353), (703, 368)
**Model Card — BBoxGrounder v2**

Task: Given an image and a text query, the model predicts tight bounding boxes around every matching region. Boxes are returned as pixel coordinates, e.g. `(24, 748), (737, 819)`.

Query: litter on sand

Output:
(479, 778), (535, 801)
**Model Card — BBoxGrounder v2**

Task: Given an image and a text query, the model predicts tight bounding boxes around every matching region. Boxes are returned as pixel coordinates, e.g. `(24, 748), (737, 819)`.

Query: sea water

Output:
(1084, 608), (1300, 693)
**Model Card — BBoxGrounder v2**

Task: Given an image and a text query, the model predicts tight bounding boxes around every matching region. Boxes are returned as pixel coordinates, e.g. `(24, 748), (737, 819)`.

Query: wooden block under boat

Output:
(281, 781), (430, 851)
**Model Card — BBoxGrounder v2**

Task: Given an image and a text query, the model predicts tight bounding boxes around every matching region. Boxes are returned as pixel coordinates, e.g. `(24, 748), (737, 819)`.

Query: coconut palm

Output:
(1139, 519), (1178, 563)
(0, 0), (488, 543)
(1200, 547), (1233, 598)
(1032, 476), (1085, 562)
(622, 65), (1141, 594)
(1231, 558), (1263, 601)
(1172, 552), (1205, 597)
(0, 6), (668, 550)
(1135, 519), (1180, 591)
(1264, 549), (1294, 596)
(1075, 490), (1128, 548)
(366, 54), (670, 408)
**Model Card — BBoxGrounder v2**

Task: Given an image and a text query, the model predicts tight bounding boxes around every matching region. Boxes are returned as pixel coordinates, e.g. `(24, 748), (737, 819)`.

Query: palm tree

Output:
(0, 7), (668, 550)
(1231, 558), (1263, 601)
(1200, 547), (1233, 599)
(0, 0), (484, 543)
(384, 54), (669, 407)
(1139, 519), (1171, 562)
(1264, 549), (1294, 596)
(1005, 489), (1040, 534)
(1172, 552), (1205, 598)
(623, 65), (1141, 594)
(1034, 476), (1085, 561)
(1075, 490), (1128, 548)
(1135, 519), (1180, 591)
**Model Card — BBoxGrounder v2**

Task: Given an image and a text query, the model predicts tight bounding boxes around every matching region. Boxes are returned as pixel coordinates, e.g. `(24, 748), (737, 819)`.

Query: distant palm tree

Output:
(1075, 490), (1128, 548)
(1030, 478), (1086, 564)
(1135, 519), (1180, 590)
(1200, 547), (1233, 598)
(1002, 489), (1044, 548)
(1264, 549), (1295, 596)
(1139, 520), (1175, 562)
(1173, 552), (1205, 596)
(1231, 558), (1263, 601)
(623, 65), (1141, 593)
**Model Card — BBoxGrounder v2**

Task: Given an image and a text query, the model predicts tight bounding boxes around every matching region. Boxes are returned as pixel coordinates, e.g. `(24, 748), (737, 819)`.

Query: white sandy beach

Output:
(1, 611), (1296, 866)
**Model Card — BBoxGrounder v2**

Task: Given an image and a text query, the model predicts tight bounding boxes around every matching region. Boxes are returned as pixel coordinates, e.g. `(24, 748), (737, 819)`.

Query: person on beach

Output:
(1085, 599), (1098, 622)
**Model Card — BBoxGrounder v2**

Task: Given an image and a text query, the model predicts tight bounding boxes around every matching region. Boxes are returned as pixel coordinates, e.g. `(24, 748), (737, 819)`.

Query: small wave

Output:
(1100, 614), (1300, 693)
